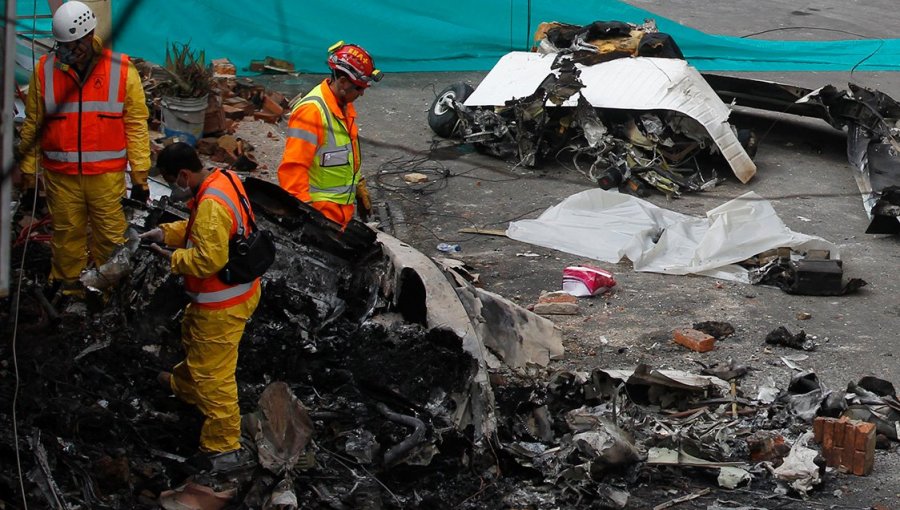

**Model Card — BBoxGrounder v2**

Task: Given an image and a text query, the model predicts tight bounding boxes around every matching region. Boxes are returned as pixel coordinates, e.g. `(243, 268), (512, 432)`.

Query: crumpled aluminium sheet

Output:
(464, 53), (756, 183)
(506, 190), (837, 283)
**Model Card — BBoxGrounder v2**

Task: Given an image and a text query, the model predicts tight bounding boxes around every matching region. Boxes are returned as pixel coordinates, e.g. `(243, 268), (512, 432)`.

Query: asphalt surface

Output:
(246, 2), (900, 506)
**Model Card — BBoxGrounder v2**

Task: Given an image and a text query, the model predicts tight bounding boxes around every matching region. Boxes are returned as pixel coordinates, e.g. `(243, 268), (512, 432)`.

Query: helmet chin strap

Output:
(55, 44), (77, 65)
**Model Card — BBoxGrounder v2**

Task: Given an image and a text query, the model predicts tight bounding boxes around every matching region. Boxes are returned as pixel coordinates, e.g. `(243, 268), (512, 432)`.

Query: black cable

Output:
(740, 26), (874, 40)
(738, 26), (885, 80)
(525, 0), (532, 50)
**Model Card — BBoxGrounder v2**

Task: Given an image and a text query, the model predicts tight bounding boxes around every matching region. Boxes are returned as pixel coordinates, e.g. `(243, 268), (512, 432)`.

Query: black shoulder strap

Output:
(219, 169), (258, 234)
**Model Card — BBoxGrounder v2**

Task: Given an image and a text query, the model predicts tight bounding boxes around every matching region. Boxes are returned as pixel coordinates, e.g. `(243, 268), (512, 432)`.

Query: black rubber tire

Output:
(428, 83), (475, 138)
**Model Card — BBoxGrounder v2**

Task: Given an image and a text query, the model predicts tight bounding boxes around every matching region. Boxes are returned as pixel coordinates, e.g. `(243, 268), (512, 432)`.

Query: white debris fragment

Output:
(771, 432), (821, 497)
(717, 466), (751, 489)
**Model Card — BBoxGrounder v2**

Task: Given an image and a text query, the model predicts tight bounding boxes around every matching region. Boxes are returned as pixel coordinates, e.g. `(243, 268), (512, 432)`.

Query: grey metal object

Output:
(376, 403), (426, 467)
(1, 0), (17, 297)
(703, 73), (900, 234)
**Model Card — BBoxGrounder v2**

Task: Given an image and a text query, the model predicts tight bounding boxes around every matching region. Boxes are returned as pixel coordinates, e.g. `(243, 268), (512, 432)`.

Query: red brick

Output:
(196, 137), (219, 156)
(211, 58), (236, 77)
(223, 104), (246, 120)
(538, 291), (577, 304)
(822, 419), (835, 449)
(832, 446), (845, 470)
(263, 95), (284, 116)
(747, 432), (790, 463)
(672, 328), (715, 353)
(854, 422), (876, 451)
(813, 417), (825, 442)
(268, 90), (287, 108)
(813, 416), (876, 476)
(833, 418), (847, 447)
(252, 110), (281, 124)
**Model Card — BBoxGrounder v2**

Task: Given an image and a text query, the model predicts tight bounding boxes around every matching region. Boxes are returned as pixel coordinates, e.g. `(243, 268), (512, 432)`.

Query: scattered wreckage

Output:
(3, 176), (898, 508)
(3, 18), (897, 510)
(704, 74), (900, 235)
(428, 20), (758, 197)
(506, 188), (868, 294)
(2, 178), (562, 508)
(429, 19), (900, 235)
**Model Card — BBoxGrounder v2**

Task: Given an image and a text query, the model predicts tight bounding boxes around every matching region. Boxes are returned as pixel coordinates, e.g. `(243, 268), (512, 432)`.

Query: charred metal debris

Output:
(2, 181), (897, 509)
(428, 20), (900, 234)
(428, 20), (759, 198)
(703, 75), (900, 235)
(742, 247), (867, 296)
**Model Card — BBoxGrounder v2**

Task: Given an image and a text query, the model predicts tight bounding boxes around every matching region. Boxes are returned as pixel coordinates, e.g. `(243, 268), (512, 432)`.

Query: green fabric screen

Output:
(14, 0), (900, 74)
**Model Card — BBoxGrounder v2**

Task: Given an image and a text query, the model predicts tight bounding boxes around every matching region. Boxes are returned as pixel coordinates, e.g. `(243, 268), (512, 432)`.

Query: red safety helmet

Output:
(327, 41), (382, 89)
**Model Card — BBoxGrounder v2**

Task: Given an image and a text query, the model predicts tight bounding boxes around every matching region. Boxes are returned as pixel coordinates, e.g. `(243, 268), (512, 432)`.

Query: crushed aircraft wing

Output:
(465, 52), (756, 183)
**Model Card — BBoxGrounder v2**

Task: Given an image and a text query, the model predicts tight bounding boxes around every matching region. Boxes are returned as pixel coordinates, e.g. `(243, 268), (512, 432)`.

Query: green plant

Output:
(160, 41), (212, 98)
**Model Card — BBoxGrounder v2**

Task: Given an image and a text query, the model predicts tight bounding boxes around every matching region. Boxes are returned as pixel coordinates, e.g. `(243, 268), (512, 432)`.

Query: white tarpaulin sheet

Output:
(506, 190), (838, 283)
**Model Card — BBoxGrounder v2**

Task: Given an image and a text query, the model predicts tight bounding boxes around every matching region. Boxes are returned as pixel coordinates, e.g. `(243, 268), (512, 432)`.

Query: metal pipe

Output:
(30, 285), (60, 323)
(375, 403), (426, 467)
(1, 0), (18, 297)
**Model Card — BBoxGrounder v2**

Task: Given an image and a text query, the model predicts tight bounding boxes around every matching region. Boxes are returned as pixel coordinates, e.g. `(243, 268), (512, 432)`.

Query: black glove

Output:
(130, 185), (150, 203)
(356, 195), (370, 222)
(19, 188), (45, 214)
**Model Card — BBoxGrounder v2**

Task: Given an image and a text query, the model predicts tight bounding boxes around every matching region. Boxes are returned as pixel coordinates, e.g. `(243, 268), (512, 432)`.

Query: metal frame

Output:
(2, 0), (18, 297)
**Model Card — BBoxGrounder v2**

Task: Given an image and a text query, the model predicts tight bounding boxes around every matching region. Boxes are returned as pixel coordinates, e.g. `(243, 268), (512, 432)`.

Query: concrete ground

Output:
(244, 2), (900, 506)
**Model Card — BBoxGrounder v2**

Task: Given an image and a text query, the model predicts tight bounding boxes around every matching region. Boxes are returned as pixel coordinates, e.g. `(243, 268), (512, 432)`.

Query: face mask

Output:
(169, 174), (193, 202)
(56, 44), (77, 65)
(169, 184), (192, 202)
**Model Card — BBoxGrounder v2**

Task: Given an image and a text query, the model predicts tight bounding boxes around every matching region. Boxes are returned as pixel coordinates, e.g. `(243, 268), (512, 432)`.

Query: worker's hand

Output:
(139, 227), (165, 243)
(130, 184), (150, 203)
(355, 178), (372, 221)
(149, 243), (173, 260)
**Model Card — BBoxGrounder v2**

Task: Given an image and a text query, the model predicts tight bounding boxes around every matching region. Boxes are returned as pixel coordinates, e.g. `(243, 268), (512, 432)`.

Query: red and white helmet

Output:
(327, 41), (382, 88)
(52, 1), (97, 43)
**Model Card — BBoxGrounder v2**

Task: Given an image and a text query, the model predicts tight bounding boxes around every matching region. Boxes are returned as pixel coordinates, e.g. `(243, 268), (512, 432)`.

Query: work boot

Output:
(186, 447), (257, 475)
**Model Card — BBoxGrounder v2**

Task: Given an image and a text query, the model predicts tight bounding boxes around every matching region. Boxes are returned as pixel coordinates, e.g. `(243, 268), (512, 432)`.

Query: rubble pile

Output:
(3, 181), (897, 509)
(137, 58), (292, 174)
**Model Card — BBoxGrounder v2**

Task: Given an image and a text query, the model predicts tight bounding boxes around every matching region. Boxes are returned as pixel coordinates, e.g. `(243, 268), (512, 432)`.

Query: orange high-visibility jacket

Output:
(177, 170), (260, 310)
(278, 79), (360, 203)
(36, 49), (135, 175)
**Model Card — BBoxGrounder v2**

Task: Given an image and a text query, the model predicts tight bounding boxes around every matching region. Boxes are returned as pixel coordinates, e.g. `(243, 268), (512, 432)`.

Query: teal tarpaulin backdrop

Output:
(14, 0), (900, 74)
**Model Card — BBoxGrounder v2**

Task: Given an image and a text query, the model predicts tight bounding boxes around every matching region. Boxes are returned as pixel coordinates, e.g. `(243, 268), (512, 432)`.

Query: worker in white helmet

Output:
(17, 0), (151, 295)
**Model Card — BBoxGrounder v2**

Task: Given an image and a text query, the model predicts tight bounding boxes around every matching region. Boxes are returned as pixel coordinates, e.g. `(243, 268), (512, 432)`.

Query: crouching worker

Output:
(140, 142), (260, 469)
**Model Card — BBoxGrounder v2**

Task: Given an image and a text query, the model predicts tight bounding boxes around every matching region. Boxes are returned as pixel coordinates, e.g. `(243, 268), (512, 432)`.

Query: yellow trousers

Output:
(43, 170), (127, 282)
(170, 286), (261, 453)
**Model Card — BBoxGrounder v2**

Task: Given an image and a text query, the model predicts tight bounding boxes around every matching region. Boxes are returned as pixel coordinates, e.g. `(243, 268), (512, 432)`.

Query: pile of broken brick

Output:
(136, 56), (293, 173)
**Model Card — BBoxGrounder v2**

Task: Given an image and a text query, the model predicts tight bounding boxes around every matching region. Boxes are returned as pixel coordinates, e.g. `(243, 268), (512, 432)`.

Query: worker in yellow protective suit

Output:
(18, 0), (150, 287)
(17, 1), (151, 291)
(140, 143), (260, 470)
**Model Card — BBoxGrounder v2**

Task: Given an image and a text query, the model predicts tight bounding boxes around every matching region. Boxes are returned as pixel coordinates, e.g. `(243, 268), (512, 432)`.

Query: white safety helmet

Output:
(51, 1), (97, 43)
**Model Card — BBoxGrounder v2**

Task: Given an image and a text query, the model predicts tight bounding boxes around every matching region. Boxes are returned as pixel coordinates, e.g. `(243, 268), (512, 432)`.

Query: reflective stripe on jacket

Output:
(280, 80), (360, 204)
(182, 170), (260, 309)
(37, 49), (130, 175)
